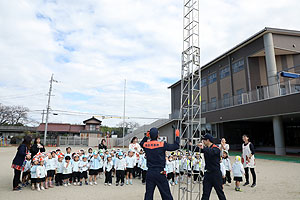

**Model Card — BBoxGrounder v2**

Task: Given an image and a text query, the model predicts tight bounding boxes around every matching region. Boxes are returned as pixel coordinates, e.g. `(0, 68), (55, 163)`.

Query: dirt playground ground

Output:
(1, 146), (300, 200)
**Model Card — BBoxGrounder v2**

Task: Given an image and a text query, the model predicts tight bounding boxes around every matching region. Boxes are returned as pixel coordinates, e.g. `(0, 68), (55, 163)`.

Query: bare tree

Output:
(0, 104), (10, 125)
(0, 103), (30, 126)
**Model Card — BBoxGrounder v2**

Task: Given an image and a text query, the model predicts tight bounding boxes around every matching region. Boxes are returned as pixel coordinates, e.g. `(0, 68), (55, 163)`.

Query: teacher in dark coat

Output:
(30, 137), (45, 158)
(11, 135), (32, 191)
(98, 139), (107, 151)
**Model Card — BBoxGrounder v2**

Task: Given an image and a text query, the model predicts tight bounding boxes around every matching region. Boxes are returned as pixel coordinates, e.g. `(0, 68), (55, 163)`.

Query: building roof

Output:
(168, 27), (300, 89)
(83, 116), (102, 124)
(37, 123), (85, 133)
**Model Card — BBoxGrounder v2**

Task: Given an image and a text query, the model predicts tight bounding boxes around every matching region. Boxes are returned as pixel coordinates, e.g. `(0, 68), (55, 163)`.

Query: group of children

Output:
(21, 146), (246, 192)
(165, 149), (246, 192)
(220, 150), (246, 192)
(21, 147), (149, 191)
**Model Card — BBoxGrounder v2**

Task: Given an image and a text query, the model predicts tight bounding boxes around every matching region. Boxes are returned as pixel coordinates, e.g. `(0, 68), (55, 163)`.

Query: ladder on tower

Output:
(174, 0), (202, 199)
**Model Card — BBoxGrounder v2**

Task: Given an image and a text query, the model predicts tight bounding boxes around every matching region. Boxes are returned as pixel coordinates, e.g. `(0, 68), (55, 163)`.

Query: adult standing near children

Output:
(30, 137), (45, 158)
(98, 139), (107, 151)
(129, 137), (141, 178)
(242, 134), (256, 187)
(219, 138), (230, 156)
(198, 134), (226, 200)
(140, 127), (180, 200)
(11, 135), (32, 191)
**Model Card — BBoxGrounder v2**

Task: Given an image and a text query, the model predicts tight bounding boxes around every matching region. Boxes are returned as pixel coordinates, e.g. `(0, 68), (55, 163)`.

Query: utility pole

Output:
(44, 74), (58, 145)
(41, 110), (45, 123)
(122, 79), (126, 148)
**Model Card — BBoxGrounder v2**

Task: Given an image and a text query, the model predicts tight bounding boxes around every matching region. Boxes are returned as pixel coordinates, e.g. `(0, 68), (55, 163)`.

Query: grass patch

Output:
(229, 150), (300, 163)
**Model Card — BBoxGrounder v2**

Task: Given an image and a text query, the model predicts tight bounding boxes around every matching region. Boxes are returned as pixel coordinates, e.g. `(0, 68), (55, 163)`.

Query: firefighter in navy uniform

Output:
(198, 134), (226, 200)
(140, 127), (180, 200)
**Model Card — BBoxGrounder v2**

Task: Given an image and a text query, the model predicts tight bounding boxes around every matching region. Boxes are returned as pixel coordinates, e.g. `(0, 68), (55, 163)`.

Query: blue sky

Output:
(1, 0), (300, 126)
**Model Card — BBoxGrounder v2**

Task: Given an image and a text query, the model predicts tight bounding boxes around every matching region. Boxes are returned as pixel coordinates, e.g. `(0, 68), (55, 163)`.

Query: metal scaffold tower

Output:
(177, 0), (201, 199)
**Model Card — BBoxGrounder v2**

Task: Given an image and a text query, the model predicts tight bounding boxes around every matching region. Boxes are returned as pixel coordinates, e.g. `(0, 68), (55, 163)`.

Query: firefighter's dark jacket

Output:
(140, 136), (180, 170)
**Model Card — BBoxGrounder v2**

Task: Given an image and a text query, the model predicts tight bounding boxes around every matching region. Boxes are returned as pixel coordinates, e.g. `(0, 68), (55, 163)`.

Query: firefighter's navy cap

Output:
(203, 134), (214, 143)
(149, 127), (159, 139)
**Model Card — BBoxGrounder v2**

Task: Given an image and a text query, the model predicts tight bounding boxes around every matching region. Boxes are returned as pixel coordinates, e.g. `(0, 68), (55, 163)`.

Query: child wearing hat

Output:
(45, 152), (56, 188)
(104, 155), (114, 186)
(72, 154), (81, 185)
(222, 150), (232, 185)
(115, 152), (126, 186)
(21, 153), (31, 187)
(98, 153), (105, 179)
(166, 155), (176, 186)
(63, 156), (73, 186)
(193, 152), (204, 183)
(140, 154), (148, 185)
(232, 156), (245, 191)
(30, 157), (39, 190)
(125, 150), (136, 185)
(36, 157), (47, 191)
(55, 153), (64, 186)
(79, 155), (89, 186)
(88, 151), (100, 185)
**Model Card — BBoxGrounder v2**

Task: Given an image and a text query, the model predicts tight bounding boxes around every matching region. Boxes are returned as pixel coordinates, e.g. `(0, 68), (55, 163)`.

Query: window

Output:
(280, 85), (286, 96)
(210, 97), (217, 110)
(89, 124), (96, 131)
(294, 84), (300, 92)
(220, 66), (230, 79)
(201, 78), (207, 87)
(232, 59), (244, 73)
(223, 93), (230, 107)
(201, 100), (207, 112)
(236, 88), (245, 104)
(208, 73), (217, 84)
(205, 123), (217, 138)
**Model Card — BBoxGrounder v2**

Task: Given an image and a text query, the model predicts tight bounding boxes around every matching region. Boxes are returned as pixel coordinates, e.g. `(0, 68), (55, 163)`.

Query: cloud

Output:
(1, 0), (300, 126)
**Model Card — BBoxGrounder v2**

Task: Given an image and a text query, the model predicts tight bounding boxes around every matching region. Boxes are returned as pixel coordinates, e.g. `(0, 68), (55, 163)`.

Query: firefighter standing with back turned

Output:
(198, 134), (227, 200)
(140, 127), (180, 200)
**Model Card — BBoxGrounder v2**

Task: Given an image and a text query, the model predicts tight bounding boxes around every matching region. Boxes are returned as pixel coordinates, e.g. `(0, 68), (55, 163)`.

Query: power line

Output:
(0, 92), (45, 100)
(28, 109), (166, 120)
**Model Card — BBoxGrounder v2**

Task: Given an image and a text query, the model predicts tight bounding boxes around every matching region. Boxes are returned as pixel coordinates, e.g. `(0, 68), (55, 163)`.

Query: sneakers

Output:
(251, 183), (256, 188)
(64, 183), (67, 187)
(74, 182), (77, 186)
(126, 180), (129, 185)
(85, 181), (88, 185)
(67, 182), (71, 186)
(94, 182), (97, 185)
(116, 183), (119, 186)
(235, 187), (242, 192)
(108, 183), (112, 186)
(41, 186), (45, 190)
(104, 183), (107, 186)
(49, 181), (54, 188)
(243, 182), (249, 186)
(129, 180), (133, 185)
(79, 182), (82, 186)
(120, 183), (124, 186)
(31, 185), (35, 190)
(37, 184), (40, 191)
(13, 187), (22, 191)
(90, 182), (93, 186)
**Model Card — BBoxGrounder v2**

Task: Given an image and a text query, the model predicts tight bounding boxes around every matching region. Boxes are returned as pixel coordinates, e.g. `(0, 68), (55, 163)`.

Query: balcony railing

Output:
(203, 78), (300, 113)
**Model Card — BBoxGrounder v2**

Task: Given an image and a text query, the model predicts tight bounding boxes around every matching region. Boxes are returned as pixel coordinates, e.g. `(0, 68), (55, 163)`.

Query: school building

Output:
(165, 27), (300, 156)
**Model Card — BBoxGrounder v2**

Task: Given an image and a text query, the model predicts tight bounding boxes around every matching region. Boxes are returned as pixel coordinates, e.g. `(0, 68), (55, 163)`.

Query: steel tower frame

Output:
(177, 0), (202, 199)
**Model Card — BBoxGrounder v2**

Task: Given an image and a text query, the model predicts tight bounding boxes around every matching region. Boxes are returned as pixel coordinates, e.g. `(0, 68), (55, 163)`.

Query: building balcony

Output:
(203, 78), (300, 113)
